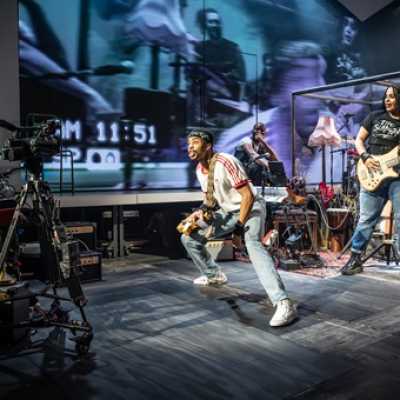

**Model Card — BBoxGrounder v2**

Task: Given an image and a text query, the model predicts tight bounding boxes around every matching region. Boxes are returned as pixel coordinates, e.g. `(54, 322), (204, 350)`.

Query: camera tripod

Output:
(0, 162), (93, 357)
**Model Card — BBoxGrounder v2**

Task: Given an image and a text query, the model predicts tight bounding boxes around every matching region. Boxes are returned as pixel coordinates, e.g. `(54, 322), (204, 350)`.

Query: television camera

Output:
(0, 119), (60, 176)
(0, 118), (93, 357)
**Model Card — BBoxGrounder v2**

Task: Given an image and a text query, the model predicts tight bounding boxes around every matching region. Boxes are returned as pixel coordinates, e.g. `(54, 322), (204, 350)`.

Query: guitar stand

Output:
(337, 212), (399, 266)
(361, 209), (399, 267)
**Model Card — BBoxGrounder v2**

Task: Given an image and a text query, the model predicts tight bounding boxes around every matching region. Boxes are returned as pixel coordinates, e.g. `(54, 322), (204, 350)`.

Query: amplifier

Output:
(64, 222), (97, 250)
(78, 251), (102, 283)
(206, 239), (234, 261)
(0, 283), (30, 347)
(19, 245), (102, 283)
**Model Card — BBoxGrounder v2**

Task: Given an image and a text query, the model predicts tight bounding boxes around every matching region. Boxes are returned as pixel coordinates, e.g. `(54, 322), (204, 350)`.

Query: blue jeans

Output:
(351, 180), (400, 254)
(181, 198), (288, 305)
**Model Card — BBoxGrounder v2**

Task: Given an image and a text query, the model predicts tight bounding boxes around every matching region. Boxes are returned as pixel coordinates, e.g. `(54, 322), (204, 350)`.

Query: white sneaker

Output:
(209, 271), (228, 285)
(269, 299), (298, 327)
(193, 275), (209, 285)
(193, 271), (228, 286)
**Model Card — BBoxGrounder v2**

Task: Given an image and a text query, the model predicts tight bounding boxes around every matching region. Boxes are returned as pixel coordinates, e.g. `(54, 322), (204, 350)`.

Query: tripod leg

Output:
(0, 185), (30, 283)
(31, 183), (59, 283)
(34, 182), (88, 305)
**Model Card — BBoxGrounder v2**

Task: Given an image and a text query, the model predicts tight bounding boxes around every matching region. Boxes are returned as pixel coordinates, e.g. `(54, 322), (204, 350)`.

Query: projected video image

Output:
(19, 0), (368, 190)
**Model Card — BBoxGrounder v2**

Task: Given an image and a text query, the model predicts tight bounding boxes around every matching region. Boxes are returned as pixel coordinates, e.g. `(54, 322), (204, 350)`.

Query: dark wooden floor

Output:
(2, 254), (400, 400)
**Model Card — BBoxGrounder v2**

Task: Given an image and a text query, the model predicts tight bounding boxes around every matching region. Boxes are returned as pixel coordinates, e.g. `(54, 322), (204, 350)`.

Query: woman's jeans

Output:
(181, 198), (288, 305)
(351, 180), (400, 254)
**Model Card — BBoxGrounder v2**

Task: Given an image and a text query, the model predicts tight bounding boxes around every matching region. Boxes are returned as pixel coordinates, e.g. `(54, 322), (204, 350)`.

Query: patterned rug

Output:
(284, 251), (348, 279)
(277, 251), (400, 279)
(235, 250), (348, 278)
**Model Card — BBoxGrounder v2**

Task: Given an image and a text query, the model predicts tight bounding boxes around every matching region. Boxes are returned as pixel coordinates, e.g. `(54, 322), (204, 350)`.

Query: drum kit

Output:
(329, 134), (359, 196)
(318, 134), (358, 253)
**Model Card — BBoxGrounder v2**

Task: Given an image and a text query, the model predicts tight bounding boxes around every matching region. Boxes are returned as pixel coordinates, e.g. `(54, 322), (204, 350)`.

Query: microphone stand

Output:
(330, 145), (334, 188)
(247, 154), (272, 196)
(261, 160), (272, 197)
(30, 64), (134, 80)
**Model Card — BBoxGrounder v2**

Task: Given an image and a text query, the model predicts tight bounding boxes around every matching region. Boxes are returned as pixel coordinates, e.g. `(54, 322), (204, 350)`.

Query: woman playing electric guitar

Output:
(340, 86), (400, 275)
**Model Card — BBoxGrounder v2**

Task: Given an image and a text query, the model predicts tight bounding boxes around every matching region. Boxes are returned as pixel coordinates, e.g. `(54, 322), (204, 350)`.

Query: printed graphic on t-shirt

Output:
(372, 120), (400, 138)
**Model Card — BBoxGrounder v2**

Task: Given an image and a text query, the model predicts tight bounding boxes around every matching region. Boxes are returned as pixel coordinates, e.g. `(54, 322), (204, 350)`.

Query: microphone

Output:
(92, 61), (135, 76)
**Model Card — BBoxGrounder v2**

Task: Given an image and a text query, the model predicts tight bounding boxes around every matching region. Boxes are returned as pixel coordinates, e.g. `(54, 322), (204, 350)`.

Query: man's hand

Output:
(184, 209), (204, 223)
(232, 233), (244, 250)
(365, 157), (380, 172)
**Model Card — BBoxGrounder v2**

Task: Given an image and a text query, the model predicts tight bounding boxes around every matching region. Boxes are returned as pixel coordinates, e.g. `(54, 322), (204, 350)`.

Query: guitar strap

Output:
(204, 153), (219, 211)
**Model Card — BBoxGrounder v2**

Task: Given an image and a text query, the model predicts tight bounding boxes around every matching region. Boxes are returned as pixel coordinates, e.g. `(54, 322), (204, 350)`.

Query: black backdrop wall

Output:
(0, 0), (19, 138)
(0, 0), (20, 190)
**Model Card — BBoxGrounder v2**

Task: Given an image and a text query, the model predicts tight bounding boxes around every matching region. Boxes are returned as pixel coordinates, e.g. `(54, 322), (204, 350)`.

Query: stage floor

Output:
(2, 253), (400, 399)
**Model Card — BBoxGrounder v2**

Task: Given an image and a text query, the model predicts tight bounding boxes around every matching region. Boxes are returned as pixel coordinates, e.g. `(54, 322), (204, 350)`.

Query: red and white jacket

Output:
(196, 153), (256, 213)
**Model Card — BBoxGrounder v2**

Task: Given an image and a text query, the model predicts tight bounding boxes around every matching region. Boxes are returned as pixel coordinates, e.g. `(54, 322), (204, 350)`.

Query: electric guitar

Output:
(357, 145), (400, 192)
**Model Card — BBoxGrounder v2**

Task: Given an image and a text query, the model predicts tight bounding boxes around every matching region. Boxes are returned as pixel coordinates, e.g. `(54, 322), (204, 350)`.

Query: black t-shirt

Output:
(194, 38), (246, 82)
(325, 45), (366, 83)
(362, 111), (400, 155)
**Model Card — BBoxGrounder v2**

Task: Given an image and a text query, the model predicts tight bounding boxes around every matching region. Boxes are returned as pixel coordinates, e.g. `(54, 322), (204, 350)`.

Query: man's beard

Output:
(208, 26), (222, 40)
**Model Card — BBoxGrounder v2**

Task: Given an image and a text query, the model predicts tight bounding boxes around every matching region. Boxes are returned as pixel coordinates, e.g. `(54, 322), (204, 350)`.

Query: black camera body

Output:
(1, 119), (61, 162)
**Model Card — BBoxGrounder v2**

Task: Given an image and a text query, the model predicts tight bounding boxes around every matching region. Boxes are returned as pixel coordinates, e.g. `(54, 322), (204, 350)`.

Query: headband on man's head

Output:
(187, 130), (214, 145)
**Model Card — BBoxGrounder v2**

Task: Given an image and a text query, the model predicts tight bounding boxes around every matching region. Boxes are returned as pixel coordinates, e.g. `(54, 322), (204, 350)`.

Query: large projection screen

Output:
(18, 0), (371, 191)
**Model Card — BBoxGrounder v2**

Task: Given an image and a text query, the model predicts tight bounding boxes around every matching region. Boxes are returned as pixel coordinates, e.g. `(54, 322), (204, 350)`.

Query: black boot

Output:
(340, 252), (363, 275)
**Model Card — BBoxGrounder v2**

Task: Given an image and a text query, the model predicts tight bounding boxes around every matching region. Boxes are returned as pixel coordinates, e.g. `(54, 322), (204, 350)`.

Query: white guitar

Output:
(357, 145), (400, 192)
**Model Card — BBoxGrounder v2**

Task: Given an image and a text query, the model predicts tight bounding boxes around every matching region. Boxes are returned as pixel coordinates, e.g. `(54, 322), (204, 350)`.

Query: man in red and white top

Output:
(181, 130), (297, 327)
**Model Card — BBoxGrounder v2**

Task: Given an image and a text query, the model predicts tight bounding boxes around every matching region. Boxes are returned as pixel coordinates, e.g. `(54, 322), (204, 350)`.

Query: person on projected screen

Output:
(246, 52), (274, 111)
(340, 86), (400, 276)
(234, 122), (278, 186)
(187, 8), (246, 126)
(19, 0), (114, 116)
(193, 8), (246, 99)
(19, 21), (113, 121)
(326, 15), (366, 83)
(93, 0), (196, 111)
(181, 130), (298, 327)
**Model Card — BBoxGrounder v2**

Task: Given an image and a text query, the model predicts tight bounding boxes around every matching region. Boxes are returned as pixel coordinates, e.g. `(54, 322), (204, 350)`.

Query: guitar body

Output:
(357, 145), (400, 192)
